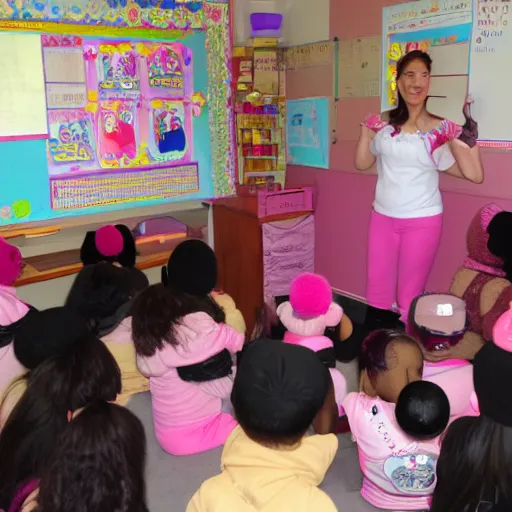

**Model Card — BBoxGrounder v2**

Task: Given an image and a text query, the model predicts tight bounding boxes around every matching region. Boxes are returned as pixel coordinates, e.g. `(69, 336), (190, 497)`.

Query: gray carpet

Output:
(127, 392), (378, 512)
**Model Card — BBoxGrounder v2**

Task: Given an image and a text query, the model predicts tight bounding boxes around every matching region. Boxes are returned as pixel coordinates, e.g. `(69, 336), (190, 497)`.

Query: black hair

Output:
(131, 283), (225, 357)
(388, 50), (433, 128)
(395, 381), (450, 440)
(0, 337), (121, 510)
(487, 211), (512, 282)
(66, 263), (146, 337)
(80, 224), (137, 267)
(359, 329), (419, 378)
(231, 339), (330, 447)
(37, 401), (148, 512)
(430, 415), (512, 512)
(115, 224), (137, 267)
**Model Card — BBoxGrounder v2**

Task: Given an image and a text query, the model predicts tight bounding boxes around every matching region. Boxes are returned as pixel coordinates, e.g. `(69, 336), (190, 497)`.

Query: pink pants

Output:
(366, 210), (443, 320)
(156, 412), (238, 456)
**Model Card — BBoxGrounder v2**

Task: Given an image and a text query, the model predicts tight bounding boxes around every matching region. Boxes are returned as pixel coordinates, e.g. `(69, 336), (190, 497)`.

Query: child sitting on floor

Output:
(66, 262), (149, 405)
(344, 329), (445, 511)
(131, 239), (245, 456)
(0, 309), (121, 511)
(16, 402), (149, 512)
(187, 338), (339, 512)
(430, 303), (512, 512)
(0, 238), (33, 403)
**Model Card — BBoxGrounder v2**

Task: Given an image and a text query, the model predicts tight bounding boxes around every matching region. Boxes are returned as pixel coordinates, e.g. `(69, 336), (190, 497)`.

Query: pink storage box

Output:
(257, 187), (314, 218)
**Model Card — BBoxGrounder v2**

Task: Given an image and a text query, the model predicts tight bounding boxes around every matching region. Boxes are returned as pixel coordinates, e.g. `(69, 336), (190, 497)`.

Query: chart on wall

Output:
(469, 0), (512, 145)
(381, 0), (473, 125)
(0, 0), (234, 227)
(286, 98), (330, 169)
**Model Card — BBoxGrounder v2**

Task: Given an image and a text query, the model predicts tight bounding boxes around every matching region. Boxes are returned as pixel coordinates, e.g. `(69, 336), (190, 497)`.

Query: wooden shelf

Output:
(15, 237), (186, 287)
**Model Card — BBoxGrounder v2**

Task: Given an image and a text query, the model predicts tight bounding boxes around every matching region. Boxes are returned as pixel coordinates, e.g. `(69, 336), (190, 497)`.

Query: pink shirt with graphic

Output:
(343, 392), (441, 511)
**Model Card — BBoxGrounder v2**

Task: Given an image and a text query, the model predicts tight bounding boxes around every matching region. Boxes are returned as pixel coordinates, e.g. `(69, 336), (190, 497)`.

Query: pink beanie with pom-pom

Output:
(473, 301), (512, 426)
(0, 238), (23, 287)
(95, 225), (124, 258)
(289, 272), (332, 318)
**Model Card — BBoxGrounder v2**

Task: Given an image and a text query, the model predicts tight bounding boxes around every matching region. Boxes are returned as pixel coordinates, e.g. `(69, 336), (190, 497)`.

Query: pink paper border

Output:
(0, 133), (49, 142)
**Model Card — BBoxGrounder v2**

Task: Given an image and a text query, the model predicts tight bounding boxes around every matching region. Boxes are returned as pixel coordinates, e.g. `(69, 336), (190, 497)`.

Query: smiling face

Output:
(397, 58), (431, 108)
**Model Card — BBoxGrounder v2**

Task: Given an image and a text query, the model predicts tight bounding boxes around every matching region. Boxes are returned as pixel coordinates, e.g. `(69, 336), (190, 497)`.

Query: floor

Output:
(126, 294), (373, 511)
(127, 357), (377, 512)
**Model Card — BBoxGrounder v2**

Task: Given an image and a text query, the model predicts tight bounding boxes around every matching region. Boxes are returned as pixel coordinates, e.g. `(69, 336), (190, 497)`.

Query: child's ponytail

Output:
(131, 283), (178, 357)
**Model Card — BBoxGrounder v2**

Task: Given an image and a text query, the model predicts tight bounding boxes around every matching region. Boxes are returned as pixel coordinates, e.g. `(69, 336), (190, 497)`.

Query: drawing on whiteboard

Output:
(382, 0), (473, 125)
(286, 98), (329, 169)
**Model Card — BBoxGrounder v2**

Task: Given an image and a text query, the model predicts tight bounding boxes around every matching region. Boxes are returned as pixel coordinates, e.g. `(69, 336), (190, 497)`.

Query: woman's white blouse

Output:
(370, 125), (456, 219)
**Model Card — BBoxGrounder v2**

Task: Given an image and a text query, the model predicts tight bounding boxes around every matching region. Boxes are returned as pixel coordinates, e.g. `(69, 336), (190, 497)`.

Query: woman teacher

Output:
(355, 50), (484, 331)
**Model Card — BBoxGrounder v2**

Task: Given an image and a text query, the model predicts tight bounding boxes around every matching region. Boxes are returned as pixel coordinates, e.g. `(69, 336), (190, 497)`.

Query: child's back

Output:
(132, 240), (245, 456)
(137, 311), (243, 431)
(188, 425), (337, 512)
(187, 339), (339, 512)
(344, 392), (440, 510)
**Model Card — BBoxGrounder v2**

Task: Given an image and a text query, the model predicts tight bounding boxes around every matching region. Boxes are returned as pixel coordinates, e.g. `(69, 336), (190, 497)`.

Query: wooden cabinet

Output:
(212, 195), (313, 336)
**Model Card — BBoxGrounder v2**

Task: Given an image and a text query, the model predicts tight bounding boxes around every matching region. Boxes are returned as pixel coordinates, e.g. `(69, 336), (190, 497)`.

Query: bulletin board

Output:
(0, 1), (234, 228)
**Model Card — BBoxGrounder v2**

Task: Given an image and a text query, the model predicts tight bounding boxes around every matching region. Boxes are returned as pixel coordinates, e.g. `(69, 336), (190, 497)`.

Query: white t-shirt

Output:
(371, 125), (456, 219)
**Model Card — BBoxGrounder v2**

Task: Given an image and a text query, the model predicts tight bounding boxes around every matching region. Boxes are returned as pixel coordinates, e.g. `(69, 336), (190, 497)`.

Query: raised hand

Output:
(459, 95), (478, 147)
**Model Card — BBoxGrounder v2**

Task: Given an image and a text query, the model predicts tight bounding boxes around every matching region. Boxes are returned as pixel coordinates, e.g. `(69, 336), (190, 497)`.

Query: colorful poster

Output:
(469, 0), (512, 145)
(286, 97), (330, 169)
(381, 0), (473, 124)
(0, 0), (235, 227)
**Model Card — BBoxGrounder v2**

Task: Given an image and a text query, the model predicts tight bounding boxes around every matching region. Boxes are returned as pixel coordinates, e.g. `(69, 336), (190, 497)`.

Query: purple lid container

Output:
(250, 13), (283, 38)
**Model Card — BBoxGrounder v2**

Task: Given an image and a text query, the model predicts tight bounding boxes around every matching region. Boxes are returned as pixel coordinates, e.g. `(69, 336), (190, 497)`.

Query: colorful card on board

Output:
(286, 98), (330, 169)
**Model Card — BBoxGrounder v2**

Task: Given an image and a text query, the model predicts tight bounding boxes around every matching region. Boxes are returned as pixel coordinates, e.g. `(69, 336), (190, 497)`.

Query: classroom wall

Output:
(233, 0), (329, 46)
(286, 0), (512, 300)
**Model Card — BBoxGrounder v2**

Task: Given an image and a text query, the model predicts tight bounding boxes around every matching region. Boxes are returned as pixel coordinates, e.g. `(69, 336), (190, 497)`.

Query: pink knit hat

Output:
(94, 225), (124, 258)
(0, 238), (22, 287)
(465, 204), (505, 274)
(289, 273), (332, 318)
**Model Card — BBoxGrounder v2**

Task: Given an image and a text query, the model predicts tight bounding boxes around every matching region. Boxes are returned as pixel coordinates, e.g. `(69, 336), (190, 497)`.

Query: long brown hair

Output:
(37, 401), (148, 512)
(430, 415), (512, 512)
(131, 283), (226, 357)
(388, 50), (432, 128)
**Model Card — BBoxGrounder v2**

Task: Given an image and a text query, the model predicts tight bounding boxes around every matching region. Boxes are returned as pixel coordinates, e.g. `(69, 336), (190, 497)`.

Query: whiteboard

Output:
(469, 0), (512, 142)
(0, 33), (48, 140)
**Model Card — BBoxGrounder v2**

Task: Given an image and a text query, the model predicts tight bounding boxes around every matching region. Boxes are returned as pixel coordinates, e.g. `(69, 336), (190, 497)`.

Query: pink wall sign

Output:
(262, 214), (315, 304)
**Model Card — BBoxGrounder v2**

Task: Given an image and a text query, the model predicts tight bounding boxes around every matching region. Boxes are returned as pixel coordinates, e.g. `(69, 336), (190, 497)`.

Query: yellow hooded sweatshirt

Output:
(186, 426), (339, 512)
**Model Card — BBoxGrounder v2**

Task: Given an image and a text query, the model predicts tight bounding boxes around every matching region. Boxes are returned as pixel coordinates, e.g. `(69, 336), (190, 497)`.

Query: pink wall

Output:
(286, 0), (512, 299)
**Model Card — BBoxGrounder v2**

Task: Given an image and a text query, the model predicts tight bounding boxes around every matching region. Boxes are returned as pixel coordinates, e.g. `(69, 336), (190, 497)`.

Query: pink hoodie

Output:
(344, 392), (441, 511)
(0, 286), (28, 401)
(136, 312), (244, 432)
